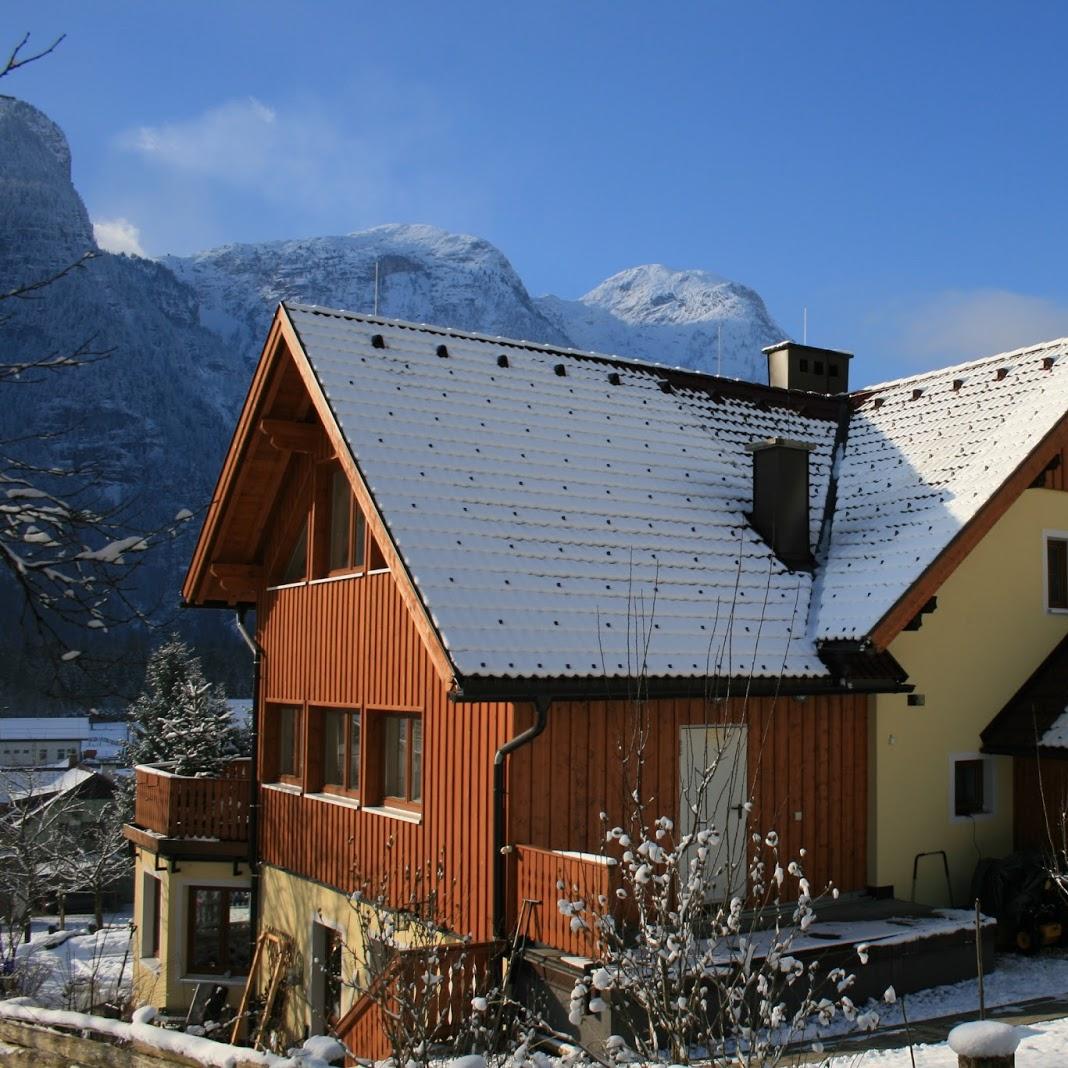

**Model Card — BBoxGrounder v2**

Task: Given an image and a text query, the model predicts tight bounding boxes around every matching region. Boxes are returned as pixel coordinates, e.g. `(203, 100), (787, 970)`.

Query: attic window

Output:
(278, 522), (308, 585)
(326, 467), (365, 574)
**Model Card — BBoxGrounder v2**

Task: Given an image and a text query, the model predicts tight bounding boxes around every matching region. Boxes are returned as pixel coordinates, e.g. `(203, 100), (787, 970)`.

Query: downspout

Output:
(492, 695), (550, 941)
(235, 609), (262, 961)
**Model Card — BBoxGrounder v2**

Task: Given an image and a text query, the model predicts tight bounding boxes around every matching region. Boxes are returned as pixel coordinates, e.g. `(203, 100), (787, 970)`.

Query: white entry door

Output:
(678, 725), (748, 901)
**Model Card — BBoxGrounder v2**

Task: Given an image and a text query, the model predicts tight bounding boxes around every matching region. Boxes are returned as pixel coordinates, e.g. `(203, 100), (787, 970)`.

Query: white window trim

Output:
(948, 751), (996, 823)
(1043, 530), (1068, 614)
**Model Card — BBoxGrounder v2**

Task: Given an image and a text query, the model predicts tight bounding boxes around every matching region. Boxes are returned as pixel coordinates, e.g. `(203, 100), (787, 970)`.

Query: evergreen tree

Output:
(123, 636), (246, 777)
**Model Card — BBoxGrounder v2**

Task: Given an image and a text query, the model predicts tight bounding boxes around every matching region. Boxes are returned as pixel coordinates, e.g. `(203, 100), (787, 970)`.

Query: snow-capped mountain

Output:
(166, 228), (783, 383)
(0, 94), (784, 706)
(536, 265), (780, 381)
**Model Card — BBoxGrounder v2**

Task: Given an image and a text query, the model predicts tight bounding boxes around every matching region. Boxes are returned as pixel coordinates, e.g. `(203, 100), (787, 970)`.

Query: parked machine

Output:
(972, 853), (1068, 953)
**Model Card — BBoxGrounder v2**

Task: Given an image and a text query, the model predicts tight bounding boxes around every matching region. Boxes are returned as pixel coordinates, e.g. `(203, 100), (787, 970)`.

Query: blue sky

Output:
(9, 1), (1068, 383)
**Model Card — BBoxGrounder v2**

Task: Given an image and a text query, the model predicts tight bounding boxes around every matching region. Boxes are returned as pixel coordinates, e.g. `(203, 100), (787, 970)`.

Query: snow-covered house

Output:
(155, 303), (1068, 1047)
(0, 717), (90, 767)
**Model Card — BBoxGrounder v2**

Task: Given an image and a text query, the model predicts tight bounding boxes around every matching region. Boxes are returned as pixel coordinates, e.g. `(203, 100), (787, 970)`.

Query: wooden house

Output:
(129, 304), (1068, 1047)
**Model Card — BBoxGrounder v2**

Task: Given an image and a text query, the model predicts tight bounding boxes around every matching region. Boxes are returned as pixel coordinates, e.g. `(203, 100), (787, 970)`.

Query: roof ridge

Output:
(283, 302), (844, 420)
(858, 336), (1068, 394)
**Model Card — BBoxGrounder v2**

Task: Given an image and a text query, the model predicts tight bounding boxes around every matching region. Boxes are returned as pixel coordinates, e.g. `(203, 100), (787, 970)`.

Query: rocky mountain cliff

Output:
(0, 95), (784, 708)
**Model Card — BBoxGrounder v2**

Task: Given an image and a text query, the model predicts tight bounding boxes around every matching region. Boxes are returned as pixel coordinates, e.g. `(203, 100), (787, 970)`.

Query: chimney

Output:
(746, 438), (814, 570)
(763, 340), (853, 394)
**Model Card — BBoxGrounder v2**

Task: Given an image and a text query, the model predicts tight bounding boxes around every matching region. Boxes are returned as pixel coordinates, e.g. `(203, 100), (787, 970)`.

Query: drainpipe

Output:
(492, 696), (550, 941)
(235, 609), (262, 960)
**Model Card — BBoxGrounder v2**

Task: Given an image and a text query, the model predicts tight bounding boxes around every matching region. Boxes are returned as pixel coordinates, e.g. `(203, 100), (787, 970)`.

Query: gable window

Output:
(321, 708), (361, 796)
(278, 521), (308, 585)
(187, 887), (251, 975)
(276, 704), (303, 782)
(1046, 533), (1068, 612)
(328, 468), (365, 573)
(382, 714), (422, 807)
(951, 754), (994, 819)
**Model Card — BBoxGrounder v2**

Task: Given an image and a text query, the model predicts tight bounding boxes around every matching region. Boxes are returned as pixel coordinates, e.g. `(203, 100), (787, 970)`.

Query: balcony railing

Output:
(133, 758), (251, 842)
(513, 843), (620, 957)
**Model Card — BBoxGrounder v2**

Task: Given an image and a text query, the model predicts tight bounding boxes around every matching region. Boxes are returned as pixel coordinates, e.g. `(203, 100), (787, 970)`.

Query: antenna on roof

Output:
(802, 307), (808, 344)
(373, 260), (380, 317)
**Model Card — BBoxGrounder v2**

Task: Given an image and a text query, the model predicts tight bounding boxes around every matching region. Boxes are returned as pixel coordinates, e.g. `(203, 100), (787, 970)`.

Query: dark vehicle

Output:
(972, 853), (1068, 953)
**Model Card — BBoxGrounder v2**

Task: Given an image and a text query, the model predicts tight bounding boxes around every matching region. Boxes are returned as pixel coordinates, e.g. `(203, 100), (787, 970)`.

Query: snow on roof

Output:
(284, 305), (1068, 677)
(0, 717), (90, 742)
(0, 766), (95, 805)
(814, 338), (1068, 640)
(286, 304), (836, 681)
(1041, 710), (1068, 749)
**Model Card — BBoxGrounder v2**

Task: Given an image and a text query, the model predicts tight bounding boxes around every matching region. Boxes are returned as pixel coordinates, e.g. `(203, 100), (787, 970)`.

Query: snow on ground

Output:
(830, 1016), (1068, 1065)
(8, 909), (134, 1010)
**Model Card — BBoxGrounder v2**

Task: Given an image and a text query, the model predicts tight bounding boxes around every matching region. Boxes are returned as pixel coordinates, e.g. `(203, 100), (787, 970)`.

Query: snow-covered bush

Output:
(122, 636), (248, 778)
(556, 737), (875, 1065)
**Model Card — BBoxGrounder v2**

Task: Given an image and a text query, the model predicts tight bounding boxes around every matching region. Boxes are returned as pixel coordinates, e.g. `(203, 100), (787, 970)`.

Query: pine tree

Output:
(123, 636), (246, 777)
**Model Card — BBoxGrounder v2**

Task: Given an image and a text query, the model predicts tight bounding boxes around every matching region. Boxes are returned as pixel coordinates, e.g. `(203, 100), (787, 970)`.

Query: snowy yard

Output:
(5, 908), (134, 1011)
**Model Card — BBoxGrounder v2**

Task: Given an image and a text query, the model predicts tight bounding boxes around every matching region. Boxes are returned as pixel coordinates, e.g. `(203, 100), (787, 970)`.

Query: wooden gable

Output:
(182, 306), (456, 686)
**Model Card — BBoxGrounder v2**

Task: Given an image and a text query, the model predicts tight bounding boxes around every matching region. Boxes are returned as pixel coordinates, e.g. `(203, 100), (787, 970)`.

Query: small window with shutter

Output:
(1045, 533), (1068, 612)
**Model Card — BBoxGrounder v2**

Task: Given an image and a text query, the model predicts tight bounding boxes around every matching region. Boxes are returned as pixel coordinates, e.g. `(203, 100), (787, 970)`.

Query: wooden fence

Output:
(133, 759), (251, 841)
(336, 940), (499, 1062)
(513, 843), (619, 956)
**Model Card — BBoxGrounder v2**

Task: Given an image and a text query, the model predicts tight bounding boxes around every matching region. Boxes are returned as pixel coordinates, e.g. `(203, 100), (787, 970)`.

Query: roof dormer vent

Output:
(746, 438), (815, 570)
(763, 341), (852, 394)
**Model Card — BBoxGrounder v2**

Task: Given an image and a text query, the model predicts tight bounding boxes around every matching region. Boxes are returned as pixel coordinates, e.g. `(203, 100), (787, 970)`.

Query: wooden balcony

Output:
(513, 844), (620, 957)
(127, 759), (251, 858)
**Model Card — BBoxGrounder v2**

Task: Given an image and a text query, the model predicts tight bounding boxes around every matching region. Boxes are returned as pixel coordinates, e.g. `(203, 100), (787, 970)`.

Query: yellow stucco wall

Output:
(870, 487), (1068, 904)
(130, 849), (251, 1015)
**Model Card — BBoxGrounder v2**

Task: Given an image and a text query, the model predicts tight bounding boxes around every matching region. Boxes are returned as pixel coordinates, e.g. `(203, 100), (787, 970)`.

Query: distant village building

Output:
(0, 717), (90, 767)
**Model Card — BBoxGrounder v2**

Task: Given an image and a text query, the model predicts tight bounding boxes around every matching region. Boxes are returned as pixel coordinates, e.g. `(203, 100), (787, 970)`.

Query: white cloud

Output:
(92, 217), (146, 257)
(897, 289), (1068, 366)
(115, 95), (389, 216)
(120, 97), (279, 184)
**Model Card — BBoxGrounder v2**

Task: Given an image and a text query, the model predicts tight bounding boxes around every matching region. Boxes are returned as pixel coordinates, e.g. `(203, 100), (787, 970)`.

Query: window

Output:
(1047, 533), (1068, 611)
(321, 708), (361, 796)
(38, 749), (47, 763)
(187, 887), (251, 975)
(328, 467), (365, 573)
(382, 714), (422, 806)
(951, 754), (994, 819)
(142, 873), (162, 959)
(279, 521), (308, 585)
(277, 704), (303, 781)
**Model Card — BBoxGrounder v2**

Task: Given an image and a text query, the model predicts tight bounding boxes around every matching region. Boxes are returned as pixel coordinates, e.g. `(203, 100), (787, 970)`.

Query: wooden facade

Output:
(185, 315), (875, 965)
(1013, 754), (1068, 854)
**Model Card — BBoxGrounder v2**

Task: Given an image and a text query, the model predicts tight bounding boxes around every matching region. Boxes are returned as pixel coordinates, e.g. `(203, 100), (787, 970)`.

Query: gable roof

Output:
(0, 718), (90, 742)
(285, 303), (839, 685)
(187, 301), (1068, 693)
(814, 339), (1068, 643)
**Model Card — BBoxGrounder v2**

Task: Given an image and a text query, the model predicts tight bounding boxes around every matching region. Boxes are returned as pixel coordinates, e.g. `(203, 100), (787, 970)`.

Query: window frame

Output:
(318, 706), (362, 800)
(274, 703), (304, 786)
(1045, 530), (1068, 613)
(185, 885), (252, 976)
(949, 752), (996, 822)
(141, 872), (162, 960)
(319, 465), (366, 577)
(378, 712), (423, 811)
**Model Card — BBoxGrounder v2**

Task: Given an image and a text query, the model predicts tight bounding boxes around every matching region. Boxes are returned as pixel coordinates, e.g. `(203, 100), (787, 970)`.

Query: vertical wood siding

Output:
(258, 573), (510, 942)
(506, 691), (869, 931)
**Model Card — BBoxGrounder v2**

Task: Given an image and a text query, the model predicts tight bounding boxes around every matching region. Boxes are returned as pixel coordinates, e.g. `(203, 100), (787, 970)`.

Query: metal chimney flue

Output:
(763, 341), (853, 394)
(746, 438), (815, 571)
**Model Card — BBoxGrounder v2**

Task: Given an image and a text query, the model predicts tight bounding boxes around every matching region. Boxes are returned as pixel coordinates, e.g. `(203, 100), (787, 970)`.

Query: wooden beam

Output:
(210, 563), (263, 602)
(258, 417), (323, 454)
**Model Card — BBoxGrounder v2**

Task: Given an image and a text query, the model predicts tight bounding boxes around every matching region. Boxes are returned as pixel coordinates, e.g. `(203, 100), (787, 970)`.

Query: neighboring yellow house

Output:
(123, 761), (252, 1017)
(813, 341), (1068, 906)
